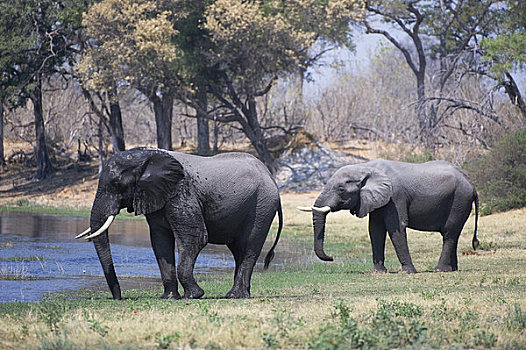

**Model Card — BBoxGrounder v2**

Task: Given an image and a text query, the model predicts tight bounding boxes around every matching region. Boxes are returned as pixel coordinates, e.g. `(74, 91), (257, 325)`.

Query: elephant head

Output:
(299, 163), (393, 261)
(76, 148), (184, 299)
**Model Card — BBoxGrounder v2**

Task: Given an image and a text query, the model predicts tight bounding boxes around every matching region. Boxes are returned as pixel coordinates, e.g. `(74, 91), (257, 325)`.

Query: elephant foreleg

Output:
(146, 213), (180, 299)
(175, 234), (205, 299)
(368, 212), (387, 273)
(384, 206), (417, 273)
(388, 228), (417, 273)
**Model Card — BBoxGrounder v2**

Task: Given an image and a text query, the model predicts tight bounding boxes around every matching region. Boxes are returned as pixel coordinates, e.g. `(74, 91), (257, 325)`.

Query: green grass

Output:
(0, 194), (524, 349)
(0, 201), (143, 220)
(0, 256), (48, 262)
(0, 198), (92, 217)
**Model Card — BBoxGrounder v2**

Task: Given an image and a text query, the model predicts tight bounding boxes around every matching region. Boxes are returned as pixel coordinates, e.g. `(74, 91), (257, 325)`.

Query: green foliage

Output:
(507, 304), (526, 331)
(308, 300), (426, 349)
(402, 149), (434, 164)
(78, 0), (184, 97)
(482, 32), (526, 73)
(36, 301), (71, 332)
(465, 129), (526, 214)
(0, 0), (85, 105)
(37, 327), (76, 350)
(156, 331), (180, 349)
(262, 332), (279, 349)
(424, 0), (500, 59)
(84, 311), (109, 338)
(307, 301), (363, 349)
(482, 0), (526, 74)
(472, 330), (497, 348)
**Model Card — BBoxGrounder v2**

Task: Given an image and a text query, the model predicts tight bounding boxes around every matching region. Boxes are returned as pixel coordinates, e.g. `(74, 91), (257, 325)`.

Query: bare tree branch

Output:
(424, 96), (501, 124)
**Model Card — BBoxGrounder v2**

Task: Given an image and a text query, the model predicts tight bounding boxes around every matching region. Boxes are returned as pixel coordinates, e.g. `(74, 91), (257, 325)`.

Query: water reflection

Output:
(0, 211), (152, 246)
(0, 211), (314, 302)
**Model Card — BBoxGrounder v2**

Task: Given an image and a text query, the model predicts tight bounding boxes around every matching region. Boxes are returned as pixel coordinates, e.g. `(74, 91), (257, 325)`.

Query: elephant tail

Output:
(264, 201), (283, 269)
(472, 191), (480, 250)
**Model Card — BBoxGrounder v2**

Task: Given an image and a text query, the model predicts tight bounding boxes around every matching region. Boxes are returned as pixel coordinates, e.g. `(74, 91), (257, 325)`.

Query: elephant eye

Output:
(338, 185), (346, 193)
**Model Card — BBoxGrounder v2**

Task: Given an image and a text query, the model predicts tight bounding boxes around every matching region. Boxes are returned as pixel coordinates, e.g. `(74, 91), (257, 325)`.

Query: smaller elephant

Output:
(299, 159), (479, 273)
(76, 148), (283, 299)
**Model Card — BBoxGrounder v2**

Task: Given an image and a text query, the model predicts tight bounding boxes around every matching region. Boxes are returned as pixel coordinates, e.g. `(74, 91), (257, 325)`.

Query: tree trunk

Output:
(0, 102), (4, 169)
(30, 74), (53, 179)
(242, 97), (277, 174)
(213, 118), (219, 153)
(196, 84), (210, 155)
(503, 72), (526, 121)
(98, 118), (104, 174)
(107, 85), (126, 152)
(151, 92), (174, 150)
(295, 66), (305, 99)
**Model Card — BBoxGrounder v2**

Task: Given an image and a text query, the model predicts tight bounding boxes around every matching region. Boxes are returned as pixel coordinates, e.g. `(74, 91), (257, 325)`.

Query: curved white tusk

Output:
(311, 206), (331, 214)
(297, 206), (313, 212)
(75, 227), (92, 239)
(84, 215), (115, 240)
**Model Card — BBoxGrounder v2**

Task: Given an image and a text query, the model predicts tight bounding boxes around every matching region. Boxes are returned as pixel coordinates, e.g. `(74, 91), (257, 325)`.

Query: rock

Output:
(276, 141), (366, 192)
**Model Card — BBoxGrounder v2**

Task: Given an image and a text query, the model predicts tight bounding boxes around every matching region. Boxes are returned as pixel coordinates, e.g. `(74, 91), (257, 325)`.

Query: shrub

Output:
(506, 303), (526, 331)
(465, 128), (526, 214)
(308, 301), (426, 349)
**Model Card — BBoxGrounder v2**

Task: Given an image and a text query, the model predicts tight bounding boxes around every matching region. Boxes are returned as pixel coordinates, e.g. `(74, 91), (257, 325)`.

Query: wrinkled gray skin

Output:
(312, 159), (479, 273)
(88, 148), (282, 300)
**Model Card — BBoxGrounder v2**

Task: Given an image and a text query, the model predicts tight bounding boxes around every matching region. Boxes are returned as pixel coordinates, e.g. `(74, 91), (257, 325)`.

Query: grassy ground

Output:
(0, 193), (525, 349)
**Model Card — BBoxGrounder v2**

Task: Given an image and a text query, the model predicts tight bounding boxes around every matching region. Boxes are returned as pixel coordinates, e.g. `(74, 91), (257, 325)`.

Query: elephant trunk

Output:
(90, 195), (122, 300)
(312, 191), (334, 261)
(313, 211), (333, 261)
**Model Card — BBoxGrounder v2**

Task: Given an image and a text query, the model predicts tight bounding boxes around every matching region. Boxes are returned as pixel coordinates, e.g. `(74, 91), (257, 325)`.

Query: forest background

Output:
(1, 0), (526, 213)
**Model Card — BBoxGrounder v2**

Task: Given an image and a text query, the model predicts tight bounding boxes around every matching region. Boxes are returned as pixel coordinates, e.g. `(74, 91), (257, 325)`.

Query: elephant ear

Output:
(357, 168), (393, 218)
(133, 152), (184, 215)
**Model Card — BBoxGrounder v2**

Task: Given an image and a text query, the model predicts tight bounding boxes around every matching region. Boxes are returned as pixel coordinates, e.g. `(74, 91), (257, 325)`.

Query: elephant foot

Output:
(433, 265), (455, 272)
(183, 286), (205, 299)
(161, 291), (181, 300)
(400, 265), (417, 274)
(372, 265), (388, 274)
(225, 288), (250, 299)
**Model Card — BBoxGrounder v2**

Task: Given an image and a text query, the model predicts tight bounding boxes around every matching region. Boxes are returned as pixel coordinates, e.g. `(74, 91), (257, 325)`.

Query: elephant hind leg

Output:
(226, 206), (274, 299)
(435, 232), (460, 272)
(226, 239), (261, 299)
(435, 206), (470, 272)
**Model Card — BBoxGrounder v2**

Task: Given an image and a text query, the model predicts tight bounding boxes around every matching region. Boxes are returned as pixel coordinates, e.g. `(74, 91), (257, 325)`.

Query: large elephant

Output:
(76, 148), (283, 299)
(299, 159), (479, 273)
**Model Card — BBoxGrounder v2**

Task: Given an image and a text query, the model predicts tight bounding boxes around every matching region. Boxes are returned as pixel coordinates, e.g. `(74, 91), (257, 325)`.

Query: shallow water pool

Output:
(0, 211), (312, 302)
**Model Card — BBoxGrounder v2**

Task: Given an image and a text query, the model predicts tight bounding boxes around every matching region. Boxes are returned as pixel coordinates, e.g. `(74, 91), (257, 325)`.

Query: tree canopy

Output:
(79, 0), (364, 171)
(202, 0), (364, 171)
